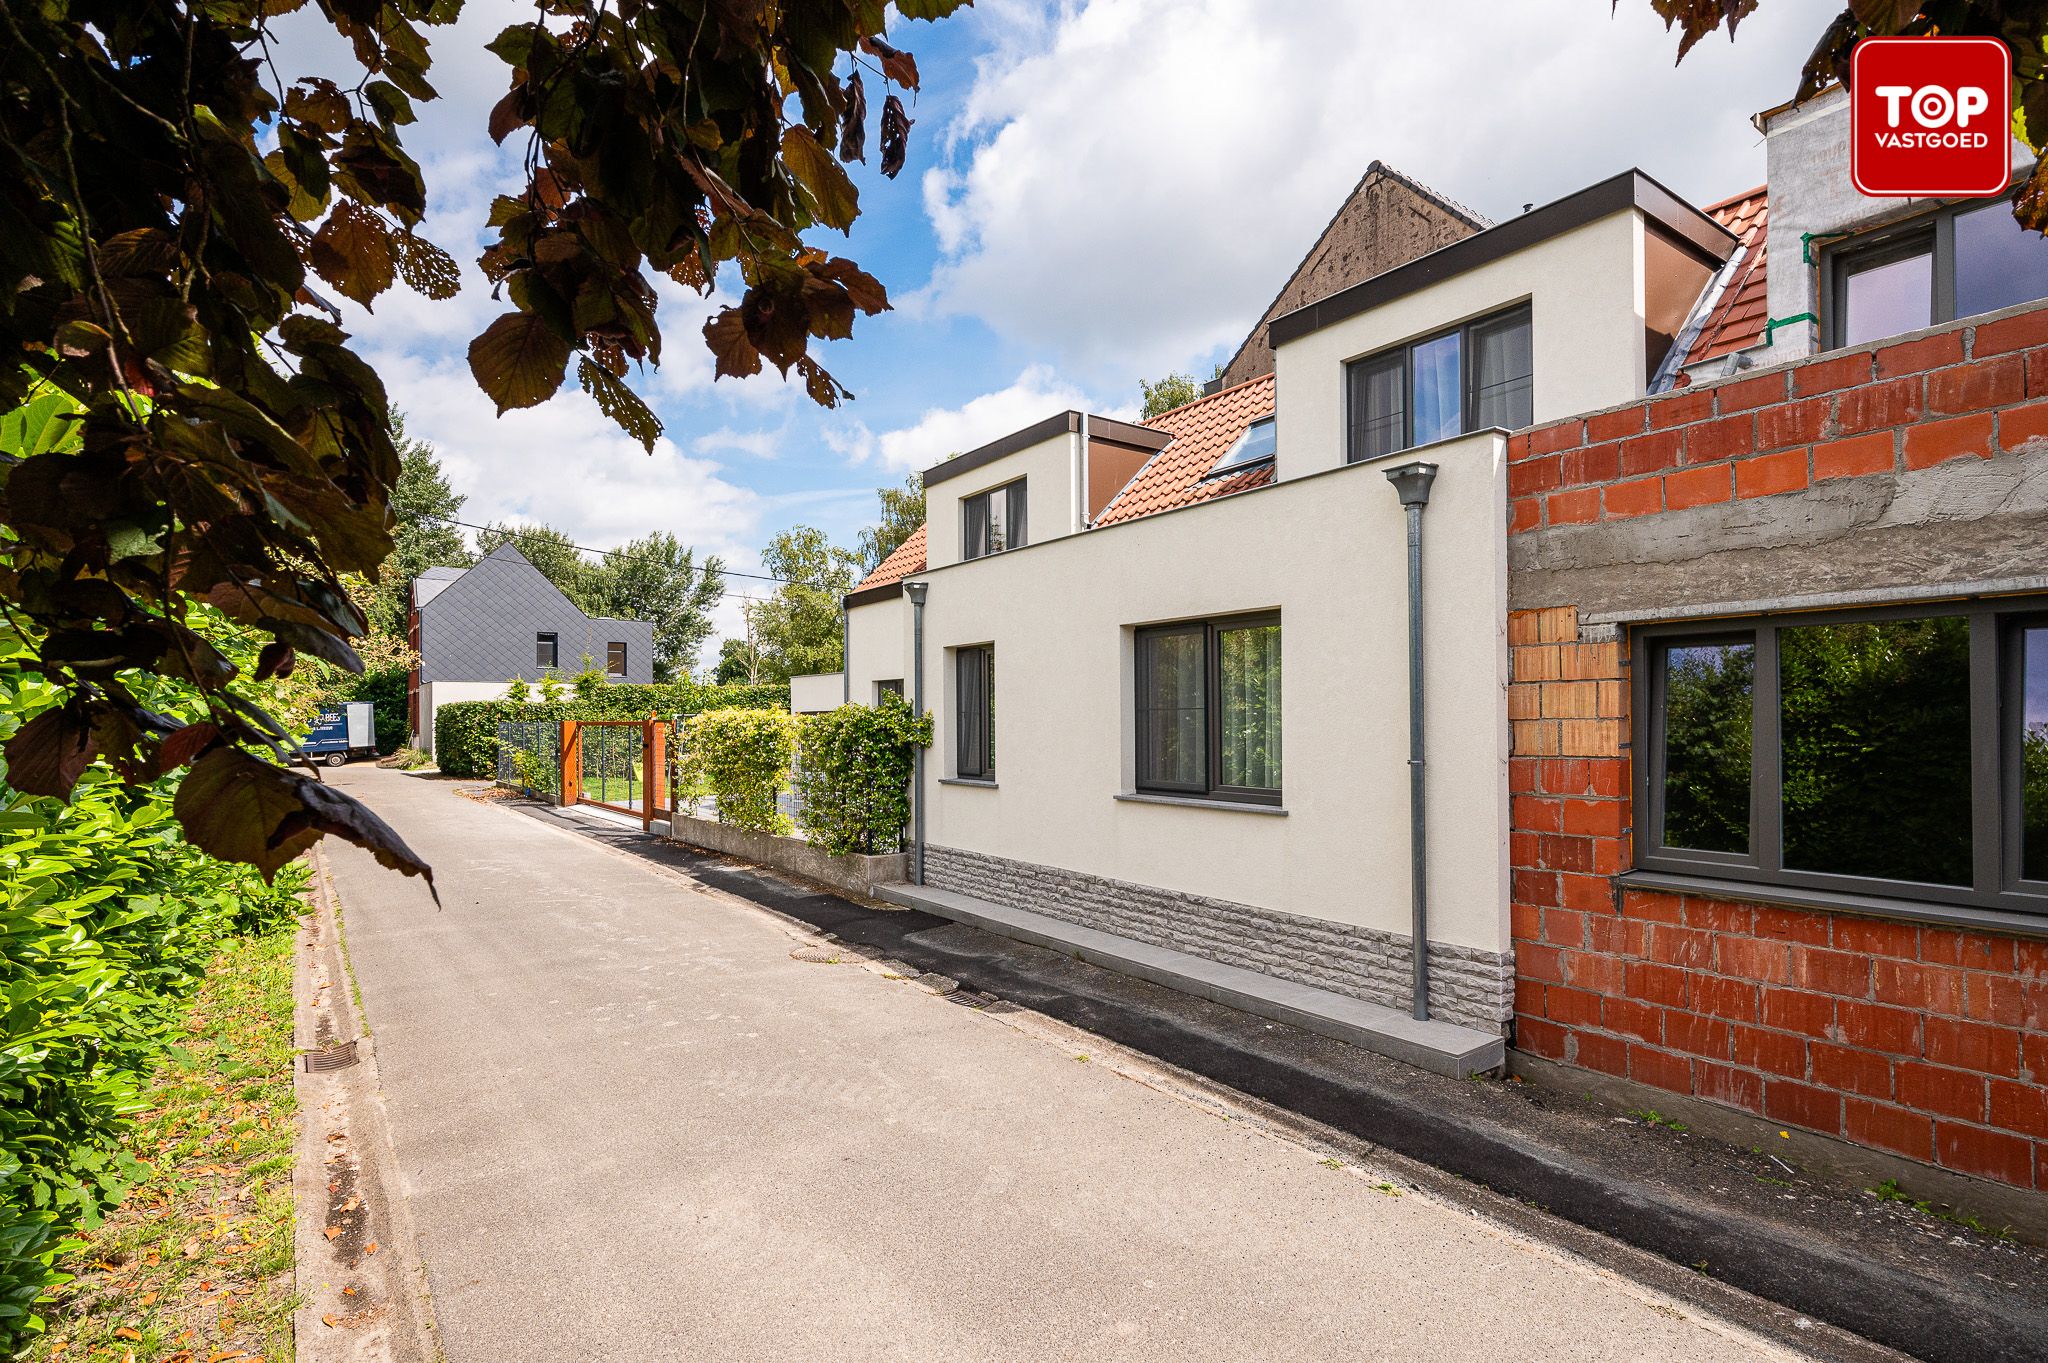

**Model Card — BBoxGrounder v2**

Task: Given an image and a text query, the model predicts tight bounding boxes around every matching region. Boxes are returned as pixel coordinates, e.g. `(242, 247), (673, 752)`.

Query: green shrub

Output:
(0, 631), (307, 1350)
(432, 681), (788, 779)
(679, 708), (796, 833)
(793, 696), (932, 855)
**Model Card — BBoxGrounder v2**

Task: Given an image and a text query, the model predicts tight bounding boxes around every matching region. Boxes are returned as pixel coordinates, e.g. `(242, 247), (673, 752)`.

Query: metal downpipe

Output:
(905, 580), (929, 885)
(1385, 461), (1439, 1022)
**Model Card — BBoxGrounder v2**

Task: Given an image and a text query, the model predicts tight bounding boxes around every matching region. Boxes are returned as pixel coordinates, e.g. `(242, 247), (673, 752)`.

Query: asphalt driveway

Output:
(319, 766), (1810, 1363)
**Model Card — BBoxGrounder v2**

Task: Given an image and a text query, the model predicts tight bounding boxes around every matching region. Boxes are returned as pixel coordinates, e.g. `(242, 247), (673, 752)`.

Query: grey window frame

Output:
(961, 478), (1028, 561)
(1822, 188), (2048, 350)
(1345, 303), (1532, 463)
(1204, 415), (1276, 481)
(875, 678), (904, 702)
(1633, 596), (2048, 920)
(606, 641), (627, 677)
(1134, 612), (1282, 807)
(956, 645), (994, 780)
(536, 632), (558, 670)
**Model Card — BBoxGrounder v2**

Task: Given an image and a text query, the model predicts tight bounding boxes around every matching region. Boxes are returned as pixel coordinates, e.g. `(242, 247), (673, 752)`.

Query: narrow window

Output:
(536, 632), (558, 670)
(1347, 352), (1406, 463)
(1637, 600), (2048, 918)
(875, 678), (904, 702)
(1468, 308), (1534, 431)
(607, 641), (627, 677)
(1135, 615), (1281, 804)
(1839, 239), (1934, 348)
(2021, 624), (2048, 883)
(962, 480), (1027, 560)
(1408, 331), (1463, 447)
(956, 646), (994, 779)
(1654, 640), (1753, 856)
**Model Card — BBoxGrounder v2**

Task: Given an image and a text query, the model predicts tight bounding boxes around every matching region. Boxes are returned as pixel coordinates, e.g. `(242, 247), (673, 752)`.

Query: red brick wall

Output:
(1507, 313), (2048, 1191)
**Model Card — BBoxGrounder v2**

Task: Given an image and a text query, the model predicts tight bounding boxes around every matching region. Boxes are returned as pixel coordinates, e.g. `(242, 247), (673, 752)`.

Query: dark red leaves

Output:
(839, 70), (868, 163)
(468, 313), (572, 413)
(880, 96), (914, 180)
(859, 35), (921, 91)
(174, 747), (434, 889)
(4, 703), (100, 799)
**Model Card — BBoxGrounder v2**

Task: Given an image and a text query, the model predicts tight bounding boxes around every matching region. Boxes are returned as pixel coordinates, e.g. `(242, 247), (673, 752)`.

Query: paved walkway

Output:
(321, 768), (1809, 1363)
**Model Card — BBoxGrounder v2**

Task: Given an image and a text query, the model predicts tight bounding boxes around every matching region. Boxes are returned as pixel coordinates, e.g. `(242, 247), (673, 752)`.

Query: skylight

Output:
(1205, 415), (1276, 479)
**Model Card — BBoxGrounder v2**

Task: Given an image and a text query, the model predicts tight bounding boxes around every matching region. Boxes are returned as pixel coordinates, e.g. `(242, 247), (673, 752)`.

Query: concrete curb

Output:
(294, 848), (440, 1363)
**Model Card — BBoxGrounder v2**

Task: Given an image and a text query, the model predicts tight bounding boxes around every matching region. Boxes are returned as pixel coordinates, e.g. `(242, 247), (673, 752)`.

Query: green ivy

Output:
(793, 697), (932, 855)
(679, 709), (797, 834)
(433, 681), (789, 778)
(0, 624), (307, 1350)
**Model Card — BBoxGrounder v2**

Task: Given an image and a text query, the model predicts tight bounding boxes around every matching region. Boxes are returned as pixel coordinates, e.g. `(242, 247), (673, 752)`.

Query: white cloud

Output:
(921, 0), (1821, 388)
(372, 353), (763, 564)
(692, 426), (783, 460)
(834, 364), (1097, 474)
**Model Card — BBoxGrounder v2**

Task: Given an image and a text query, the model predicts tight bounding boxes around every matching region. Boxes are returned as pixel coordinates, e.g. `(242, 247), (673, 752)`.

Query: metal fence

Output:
(496, 720), (562, 800)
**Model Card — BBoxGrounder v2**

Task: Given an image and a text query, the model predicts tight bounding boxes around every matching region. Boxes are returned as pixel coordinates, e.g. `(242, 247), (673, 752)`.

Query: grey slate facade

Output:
(413, 545), (654, 685)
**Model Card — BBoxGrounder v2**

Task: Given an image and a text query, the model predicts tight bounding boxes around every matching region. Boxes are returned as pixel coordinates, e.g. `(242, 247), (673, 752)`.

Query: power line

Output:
(396, 509), (836, 589)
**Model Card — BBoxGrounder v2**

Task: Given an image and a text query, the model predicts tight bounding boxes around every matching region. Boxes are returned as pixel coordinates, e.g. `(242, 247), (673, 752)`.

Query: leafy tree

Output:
(0, 0), (965, 881)
(1140, 372), (1205, 418)
(751, 528), (859, 681)
(476, 523), (606, 614)
(1651, 4), (2048, 229)
(715, 635), (765, 687)
(594, 533), (726, 681)
(857, 475), (925, 574)
(366, 419), (471, 638)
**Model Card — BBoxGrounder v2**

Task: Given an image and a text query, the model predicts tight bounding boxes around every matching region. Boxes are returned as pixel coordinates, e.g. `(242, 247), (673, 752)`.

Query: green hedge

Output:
(793, 697), (931, 855)
(1, 640), (307, 1350)
(679, 708), (798, 833)
(434, 681), (789, 779)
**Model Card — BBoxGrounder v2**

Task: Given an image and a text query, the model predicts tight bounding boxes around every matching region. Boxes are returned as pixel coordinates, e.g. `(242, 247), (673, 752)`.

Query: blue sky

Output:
(276, 0), (1832, 649)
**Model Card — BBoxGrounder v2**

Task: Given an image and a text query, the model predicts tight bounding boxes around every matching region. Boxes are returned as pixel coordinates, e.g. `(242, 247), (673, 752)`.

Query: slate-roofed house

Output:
(407, 543), (654, 755)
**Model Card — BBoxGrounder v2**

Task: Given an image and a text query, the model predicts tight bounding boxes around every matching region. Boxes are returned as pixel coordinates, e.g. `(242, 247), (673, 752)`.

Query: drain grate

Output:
(789, 945), (841, 963)
(303, 1040), (359, 1072)
(945, 989), (1000, 1009)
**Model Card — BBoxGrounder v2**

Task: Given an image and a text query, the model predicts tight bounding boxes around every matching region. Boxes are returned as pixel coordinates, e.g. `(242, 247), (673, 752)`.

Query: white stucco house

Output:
(792, 168), (1738, 1075)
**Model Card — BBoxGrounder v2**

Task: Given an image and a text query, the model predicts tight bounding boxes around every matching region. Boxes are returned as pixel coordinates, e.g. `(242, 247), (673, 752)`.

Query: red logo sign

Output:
(1851, 36), (2012, 198)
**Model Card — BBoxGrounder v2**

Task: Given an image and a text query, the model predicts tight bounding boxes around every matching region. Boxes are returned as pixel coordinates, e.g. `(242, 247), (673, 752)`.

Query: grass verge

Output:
(28, 917), (301, 1363)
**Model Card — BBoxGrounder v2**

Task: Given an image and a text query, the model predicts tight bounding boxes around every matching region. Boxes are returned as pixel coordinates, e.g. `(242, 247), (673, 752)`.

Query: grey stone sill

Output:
(939, 777), (998, 788)
(1617, 869), (2048, 940)
(1114, 792), (1287, 816)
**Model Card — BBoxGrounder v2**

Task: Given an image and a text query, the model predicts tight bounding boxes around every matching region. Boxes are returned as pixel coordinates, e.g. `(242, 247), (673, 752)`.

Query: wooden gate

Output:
(560, 716), (670, 832)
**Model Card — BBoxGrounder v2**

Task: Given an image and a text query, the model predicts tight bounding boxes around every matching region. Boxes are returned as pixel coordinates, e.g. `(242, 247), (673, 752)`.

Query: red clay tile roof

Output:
(849, 522), (925, 594)
(1683, 186), (1768, 366)
(1092, 375), (1278, 527)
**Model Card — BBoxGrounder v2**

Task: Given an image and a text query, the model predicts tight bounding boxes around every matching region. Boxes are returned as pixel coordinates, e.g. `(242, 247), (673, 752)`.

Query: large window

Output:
(1135, 615), (1281, 805)
(956, 646), (994, 780)
(536, 632), (558, 670)
(962, 480), (1028, 560)
(1636, 599), (2048, 920)
(1828, 193), (2048, 348)
(1346, 305), (1532, 463)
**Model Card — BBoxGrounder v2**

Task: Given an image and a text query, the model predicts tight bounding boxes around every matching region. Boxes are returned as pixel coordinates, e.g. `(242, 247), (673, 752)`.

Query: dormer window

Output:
(1827, 194), (2048, 349)
(1345, 304), (1533, 462)
(963, 479), (1027, 560)
(1205, 415), (1276, 480)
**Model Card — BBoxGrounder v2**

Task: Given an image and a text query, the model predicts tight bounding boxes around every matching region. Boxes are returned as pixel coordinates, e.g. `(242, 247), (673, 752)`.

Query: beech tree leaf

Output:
(308, 203), (397, 307)
(782, 126), (859, 232)
(880, 95), (914, 180)
(158, 722), (220, 773)
(858, 35), (921, 91)
(392, 231), (461, 299)
(703, 308), (764, 380)
(838, 70), (868, 163)
(174, 747), (435, 888)
(255, 641), (296, 681)
(577, 358), (663, 452)
(468, 312), (572, 412)
(4, 703), (100, 799)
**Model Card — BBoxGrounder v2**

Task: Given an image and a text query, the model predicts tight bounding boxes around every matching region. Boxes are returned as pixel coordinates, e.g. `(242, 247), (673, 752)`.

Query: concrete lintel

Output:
(877, 882), (1505, 1079)
(1582, 573), (2048, 628)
